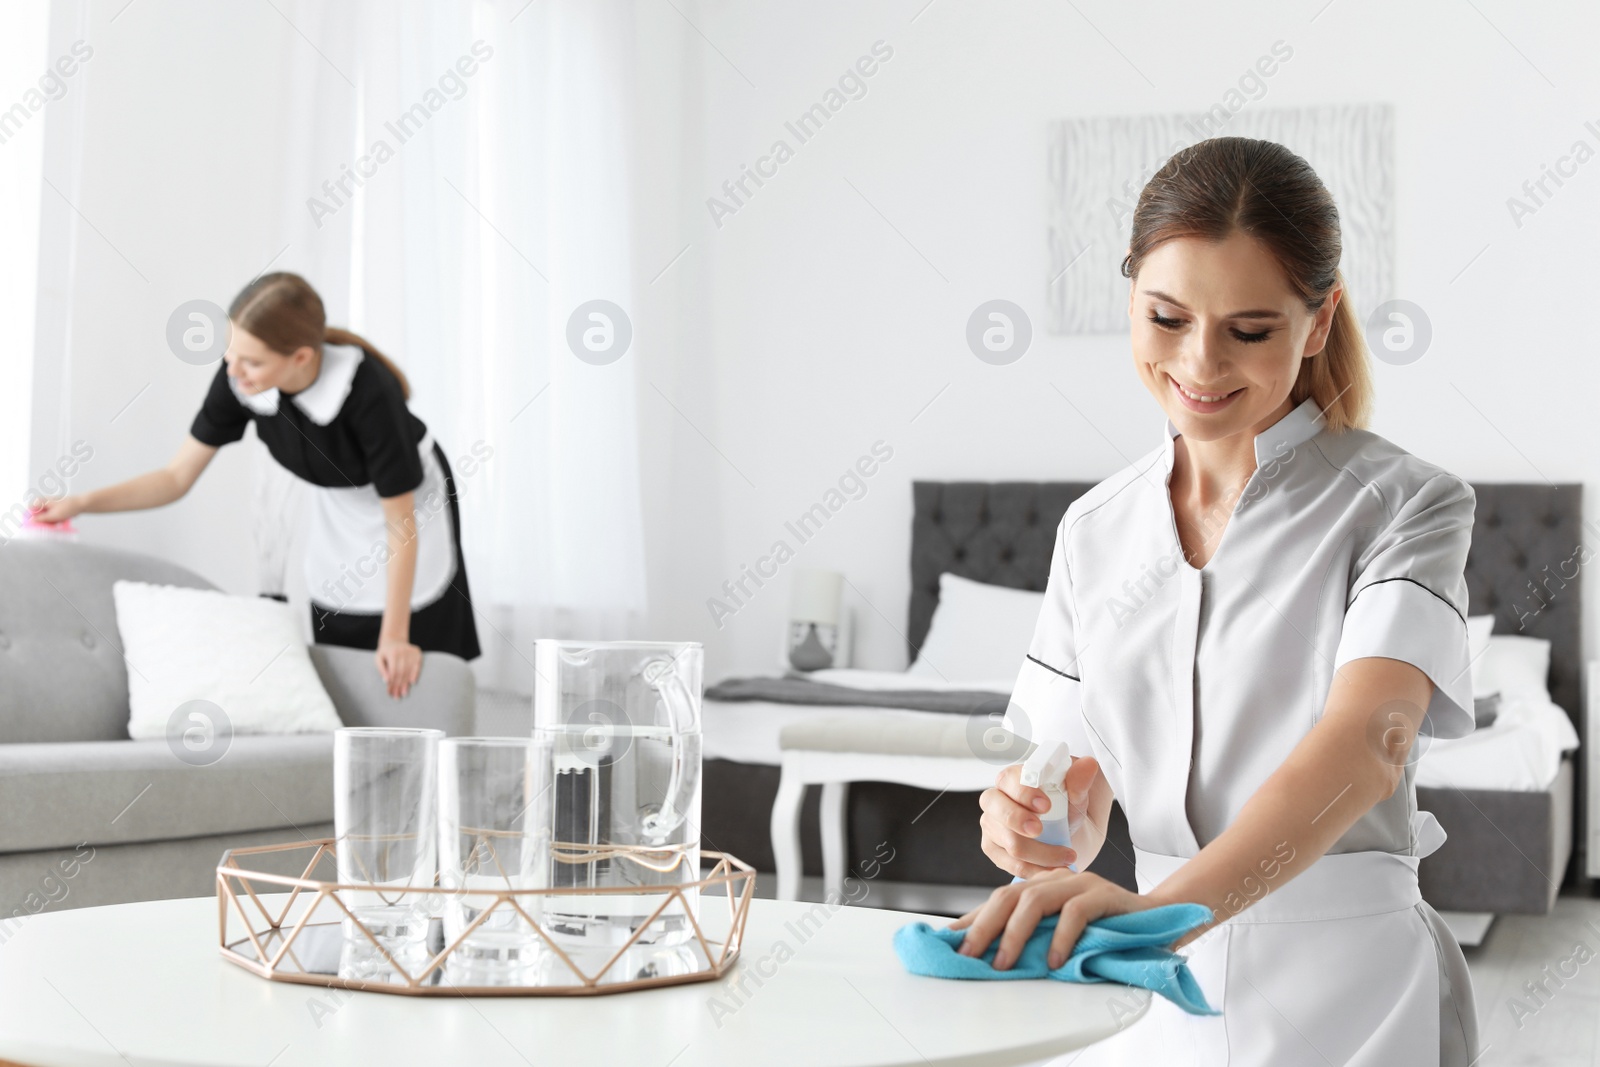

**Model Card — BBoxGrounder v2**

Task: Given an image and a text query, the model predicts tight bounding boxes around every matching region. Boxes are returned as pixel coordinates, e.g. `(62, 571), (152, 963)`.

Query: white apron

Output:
(304, 434), (457, 615)
(1031, 811), (1477, 1066)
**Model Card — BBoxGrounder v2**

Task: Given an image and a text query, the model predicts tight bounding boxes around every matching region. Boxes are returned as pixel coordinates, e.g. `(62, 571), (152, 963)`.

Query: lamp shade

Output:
(788, 569), (843, 624)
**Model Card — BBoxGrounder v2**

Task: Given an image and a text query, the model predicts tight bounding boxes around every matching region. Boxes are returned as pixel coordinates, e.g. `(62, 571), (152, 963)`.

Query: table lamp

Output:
(785, 569), (850, 671)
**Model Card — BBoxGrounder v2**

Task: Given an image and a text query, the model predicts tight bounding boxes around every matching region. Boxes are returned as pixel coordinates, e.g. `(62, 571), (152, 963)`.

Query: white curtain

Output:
(1, 0), (53, 502)
(270, 0), (649, 690)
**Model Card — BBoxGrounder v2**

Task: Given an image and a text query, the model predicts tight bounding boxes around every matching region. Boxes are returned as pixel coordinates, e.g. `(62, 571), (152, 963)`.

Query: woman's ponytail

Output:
(1290, 270), (1371, 433)
(229, 272), (411, 400)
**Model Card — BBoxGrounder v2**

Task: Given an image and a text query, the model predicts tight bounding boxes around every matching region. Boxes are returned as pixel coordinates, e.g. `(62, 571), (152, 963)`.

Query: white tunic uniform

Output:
(1007, 397), (1480, 1066)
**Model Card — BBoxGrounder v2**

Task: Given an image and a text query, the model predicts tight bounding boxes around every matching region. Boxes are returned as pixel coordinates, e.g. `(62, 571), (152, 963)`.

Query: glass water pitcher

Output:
(532, 640), (704, 964)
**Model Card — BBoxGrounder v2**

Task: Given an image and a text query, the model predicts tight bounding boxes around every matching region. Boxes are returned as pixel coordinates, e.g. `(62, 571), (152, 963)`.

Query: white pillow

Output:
(1466, 614), (1494, 695)
(113, 581), (343, 740)
(1475, 634), (1552, 702)
(907, 573), (1044, 685)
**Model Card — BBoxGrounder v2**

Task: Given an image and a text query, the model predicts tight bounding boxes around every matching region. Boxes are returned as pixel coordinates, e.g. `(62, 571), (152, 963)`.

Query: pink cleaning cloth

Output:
(22, 505), (78, 535)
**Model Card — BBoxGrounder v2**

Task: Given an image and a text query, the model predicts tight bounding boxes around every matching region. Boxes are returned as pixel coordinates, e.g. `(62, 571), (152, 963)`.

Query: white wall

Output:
(661, 0), (1600, 681)
(37, 0), (1600, 685)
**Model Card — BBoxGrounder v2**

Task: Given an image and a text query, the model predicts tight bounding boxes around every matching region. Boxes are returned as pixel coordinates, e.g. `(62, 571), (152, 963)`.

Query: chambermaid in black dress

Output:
(189, 343), (482, 660)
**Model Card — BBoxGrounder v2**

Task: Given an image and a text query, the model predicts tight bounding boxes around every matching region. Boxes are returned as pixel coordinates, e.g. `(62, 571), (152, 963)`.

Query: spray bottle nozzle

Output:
(1019, 740), (1073, 796)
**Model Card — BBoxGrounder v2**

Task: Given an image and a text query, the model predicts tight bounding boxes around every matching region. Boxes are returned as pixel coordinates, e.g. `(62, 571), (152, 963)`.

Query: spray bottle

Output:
(1011, 739), (1077, 882)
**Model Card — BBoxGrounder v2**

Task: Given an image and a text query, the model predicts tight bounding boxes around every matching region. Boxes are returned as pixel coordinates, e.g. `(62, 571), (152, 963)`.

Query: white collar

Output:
(1160, 395), (1326, 472)
(227, 345), (363, 425)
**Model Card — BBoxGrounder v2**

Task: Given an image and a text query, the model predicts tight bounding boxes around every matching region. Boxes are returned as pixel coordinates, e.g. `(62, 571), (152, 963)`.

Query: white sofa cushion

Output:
(113, 581), (342, 742)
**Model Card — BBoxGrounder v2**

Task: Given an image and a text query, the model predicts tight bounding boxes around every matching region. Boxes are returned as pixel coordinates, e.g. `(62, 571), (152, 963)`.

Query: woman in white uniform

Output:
(949, 137), (1479, 1064)
(36, 273), (481, 698)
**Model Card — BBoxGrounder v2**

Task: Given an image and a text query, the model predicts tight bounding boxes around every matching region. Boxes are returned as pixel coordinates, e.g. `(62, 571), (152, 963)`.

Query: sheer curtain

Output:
(271, 0), (649, 690)
(1, 0), (53, 503)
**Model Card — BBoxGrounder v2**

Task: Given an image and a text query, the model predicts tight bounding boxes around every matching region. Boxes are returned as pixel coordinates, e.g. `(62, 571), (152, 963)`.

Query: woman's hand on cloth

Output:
(374, 638), (422, 698)
(962, 752), (1147, 969)
(948, 870), (1153, 971)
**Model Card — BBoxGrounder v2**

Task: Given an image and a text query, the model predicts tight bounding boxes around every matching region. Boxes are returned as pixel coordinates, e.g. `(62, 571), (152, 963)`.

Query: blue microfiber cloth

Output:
(893, 903), (1219, 1015)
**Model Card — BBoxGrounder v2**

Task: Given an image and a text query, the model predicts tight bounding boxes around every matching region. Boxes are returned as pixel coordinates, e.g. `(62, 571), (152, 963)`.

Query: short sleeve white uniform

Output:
(1008, 397), (1480, 1066)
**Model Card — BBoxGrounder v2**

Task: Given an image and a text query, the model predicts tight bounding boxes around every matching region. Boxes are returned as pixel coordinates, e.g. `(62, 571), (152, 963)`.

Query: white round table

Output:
(0, 895), (1147, 1067)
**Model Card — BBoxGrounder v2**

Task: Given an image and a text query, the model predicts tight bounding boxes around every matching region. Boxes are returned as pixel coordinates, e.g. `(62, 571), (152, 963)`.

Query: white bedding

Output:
(799, 668), (1012, 693)
(1414, 694), (1579, 792)
(704, 668), (1006, 765)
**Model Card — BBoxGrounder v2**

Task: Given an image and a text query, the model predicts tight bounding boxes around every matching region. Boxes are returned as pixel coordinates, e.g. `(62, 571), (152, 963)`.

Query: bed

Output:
(698, 480), (1587, 923)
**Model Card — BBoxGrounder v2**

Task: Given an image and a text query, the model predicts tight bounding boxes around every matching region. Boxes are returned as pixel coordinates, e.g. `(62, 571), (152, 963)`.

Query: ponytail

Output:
(229, 272), (411, 400)
(1290, 270), (1371, 433)
(324, 326), (410, 399)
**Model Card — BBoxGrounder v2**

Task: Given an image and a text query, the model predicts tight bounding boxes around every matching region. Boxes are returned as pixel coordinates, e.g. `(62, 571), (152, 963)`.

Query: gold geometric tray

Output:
(216, 838), (754, 996)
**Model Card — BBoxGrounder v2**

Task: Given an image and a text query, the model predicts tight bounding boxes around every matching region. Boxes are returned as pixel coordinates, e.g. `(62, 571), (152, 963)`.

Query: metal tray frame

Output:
(216, 838), (754, 996)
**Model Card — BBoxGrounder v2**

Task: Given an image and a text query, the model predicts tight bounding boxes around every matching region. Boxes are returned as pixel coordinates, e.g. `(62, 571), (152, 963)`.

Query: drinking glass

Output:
(334, 726), (441, 977)
(438, 736), (554, 983)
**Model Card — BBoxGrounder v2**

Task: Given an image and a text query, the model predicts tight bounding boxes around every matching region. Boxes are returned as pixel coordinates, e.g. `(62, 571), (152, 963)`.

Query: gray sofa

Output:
(0, 540), (474, 914)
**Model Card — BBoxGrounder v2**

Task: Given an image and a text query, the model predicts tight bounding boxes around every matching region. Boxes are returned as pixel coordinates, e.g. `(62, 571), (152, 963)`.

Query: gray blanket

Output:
(703, 674), (1008, 716)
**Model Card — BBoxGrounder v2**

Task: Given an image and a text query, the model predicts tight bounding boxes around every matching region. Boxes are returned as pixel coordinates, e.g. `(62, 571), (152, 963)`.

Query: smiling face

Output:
(1128, 230), (1339, 446)
(223, 325), (315, 394)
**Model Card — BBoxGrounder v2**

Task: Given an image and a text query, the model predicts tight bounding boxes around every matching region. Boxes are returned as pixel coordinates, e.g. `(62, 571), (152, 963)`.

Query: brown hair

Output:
(1119, 137), (1371, 433)
(228, 272), (410, 399)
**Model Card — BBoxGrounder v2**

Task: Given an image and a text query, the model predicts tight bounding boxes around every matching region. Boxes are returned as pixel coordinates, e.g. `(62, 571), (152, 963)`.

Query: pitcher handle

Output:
(640, 658), (699, 843)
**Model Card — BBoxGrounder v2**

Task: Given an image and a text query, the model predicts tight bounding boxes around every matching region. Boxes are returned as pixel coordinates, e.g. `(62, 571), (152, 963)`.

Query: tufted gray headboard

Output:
(908, 480), (1585, 727)
(1466, 485), (1584, 720)
(908, 481), (1093, 661)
